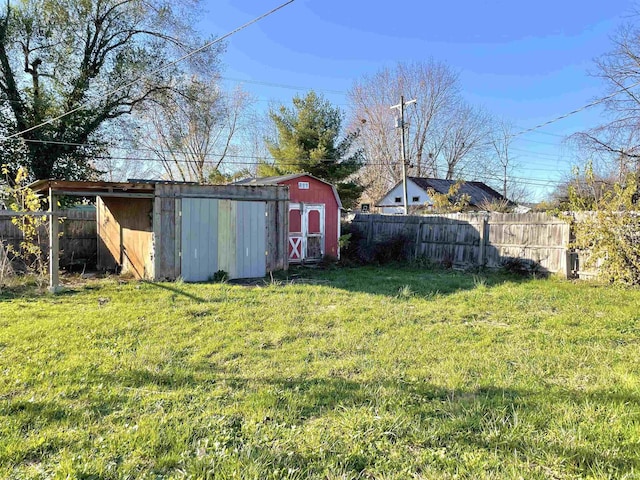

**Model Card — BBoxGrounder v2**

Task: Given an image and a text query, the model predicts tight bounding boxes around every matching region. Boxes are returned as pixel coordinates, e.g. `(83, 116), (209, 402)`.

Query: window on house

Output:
(298, 181), (310, 189)
(394, 196), (402, 203)
(412, 196), (420, 202)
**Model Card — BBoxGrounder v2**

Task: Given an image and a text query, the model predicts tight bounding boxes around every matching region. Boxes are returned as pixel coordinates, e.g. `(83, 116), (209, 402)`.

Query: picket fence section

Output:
(0, 207), (97, 269)
(352, 212), (572, 276)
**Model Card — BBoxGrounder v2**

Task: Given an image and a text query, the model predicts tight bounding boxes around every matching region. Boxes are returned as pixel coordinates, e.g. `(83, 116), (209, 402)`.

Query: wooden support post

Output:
(48, 188), (60, 293)
(478, 215), (488, 267)
(152, 191), (162, 281)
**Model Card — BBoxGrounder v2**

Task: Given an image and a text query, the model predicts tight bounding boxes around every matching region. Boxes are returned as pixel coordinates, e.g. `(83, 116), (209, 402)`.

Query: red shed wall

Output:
(279, 176), (340, 258)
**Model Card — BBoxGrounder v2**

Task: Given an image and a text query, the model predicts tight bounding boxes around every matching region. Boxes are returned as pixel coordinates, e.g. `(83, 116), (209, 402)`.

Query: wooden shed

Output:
(30, 180), (289, 282)
(235, 174), (342, 263)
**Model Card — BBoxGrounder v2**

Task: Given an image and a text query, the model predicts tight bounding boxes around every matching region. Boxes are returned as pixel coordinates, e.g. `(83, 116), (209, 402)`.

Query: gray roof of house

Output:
(408, 177), (513, 207)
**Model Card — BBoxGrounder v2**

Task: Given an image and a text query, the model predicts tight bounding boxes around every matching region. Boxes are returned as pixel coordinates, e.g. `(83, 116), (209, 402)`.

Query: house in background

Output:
(235, 173), (342, 263)
(376, 177), (512, 214)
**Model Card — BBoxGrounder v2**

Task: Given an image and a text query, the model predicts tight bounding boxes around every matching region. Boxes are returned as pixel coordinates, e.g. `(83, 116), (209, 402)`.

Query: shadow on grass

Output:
(281, 264), (540, 299)
(0, 283), (85, 302)
(142, 281), (209, 303)
(1, 265), (543, 304)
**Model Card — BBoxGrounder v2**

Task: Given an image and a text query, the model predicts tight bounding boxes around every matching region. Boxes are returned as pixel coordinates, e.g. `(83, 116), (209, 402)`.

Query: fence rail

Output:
(351, 212), (572, 276)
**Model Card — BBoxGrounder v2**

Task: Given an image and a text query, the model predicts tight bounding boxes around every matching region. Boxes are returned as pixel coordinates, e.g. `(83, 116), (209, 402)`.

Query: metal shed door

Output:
(235, 201), (266, 278)
(181, 198), (218, 281)
(181, 199), (266, 281)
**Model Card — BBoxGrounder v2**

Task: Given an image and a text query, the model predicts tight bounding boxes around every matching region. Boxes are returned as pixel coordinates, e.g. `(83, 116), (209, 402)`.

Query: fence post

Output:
(414, 221), (423, 259)
(367, 214), (374, 247)
(563, 220), (571, 279)
(478, 215), (488, 267)
(48, 189), (60, 293)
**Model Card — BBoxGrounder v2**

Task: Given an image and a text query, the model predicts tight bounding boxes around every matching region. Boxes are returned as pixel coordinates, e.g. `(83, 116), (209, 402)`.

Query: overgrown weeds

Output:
(0, 241), (14, 291)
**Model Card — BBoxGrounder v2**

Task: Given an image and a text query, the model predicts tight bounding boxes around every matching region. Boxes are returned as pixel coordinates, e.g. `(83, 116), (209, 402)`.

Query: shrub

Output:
(568, 166), (640, 285)
(340, 220), (414, 266)
(372, 233), (412, 264)
(500, 256), (545, 277)
(1, 165), (48, 279)
(477, 198), (513, 213)
(338, 221), (366, 266)
(211, 270), (229, 282)
(426, 181), (471, 213)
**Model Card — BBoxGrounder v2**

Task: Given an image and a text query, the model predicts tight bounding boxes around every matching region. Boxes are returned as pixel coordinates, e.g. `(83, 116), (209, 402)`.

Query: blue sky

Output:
(200, 0), (636, 201)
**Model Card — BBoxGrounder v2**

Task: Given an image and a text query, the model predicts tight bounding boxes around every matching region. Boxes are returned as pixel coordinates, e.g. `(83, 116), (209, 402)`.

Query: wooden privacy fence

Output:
(351, 212), (572, 276)
(0, 207), (97, 269)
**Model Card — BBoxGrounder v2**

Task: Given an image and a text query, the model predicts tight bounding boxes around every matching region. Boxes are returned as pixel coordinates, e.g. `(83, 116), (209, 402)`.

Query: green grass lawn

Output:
(1, 266), (640, 479)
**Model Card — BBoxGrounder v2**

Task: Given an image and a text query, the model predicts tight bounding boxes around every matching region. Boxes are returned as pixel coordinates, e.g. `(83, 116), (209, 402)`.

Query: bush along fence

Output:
(350, 212), (572, 277)
(0, 206), (97, 271)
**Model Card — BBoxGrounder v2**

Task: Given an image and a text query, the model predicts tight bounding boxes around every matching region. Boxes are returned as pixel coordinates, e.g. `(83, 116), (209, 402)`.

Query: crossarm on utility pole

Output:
(391, 96), (417, 215)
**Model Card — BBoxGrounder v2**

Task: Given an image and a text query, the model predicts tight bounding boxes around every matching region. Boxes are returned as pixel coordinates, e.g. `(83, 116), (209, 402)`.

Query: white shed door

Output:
(288, 203), (324, 263)
(181, 198), (218, 282)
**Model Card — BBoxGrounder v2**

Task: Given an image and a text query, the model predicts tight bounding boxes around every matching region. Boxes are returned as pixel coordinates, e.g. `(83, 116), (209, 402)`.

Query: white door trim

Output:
(288, 202), (325, 262)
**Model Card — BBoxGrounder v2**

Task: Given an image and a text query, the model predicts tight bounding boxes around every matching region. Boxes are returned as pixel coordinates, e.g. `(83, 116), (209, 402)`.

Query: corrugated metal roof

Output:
(234, 173), (306, 185)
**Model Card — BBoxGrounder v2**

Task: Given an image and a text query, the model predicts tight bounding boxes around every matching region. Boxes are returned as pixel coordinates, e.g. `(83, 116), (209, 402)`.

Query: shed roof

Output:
(29, 179), (290, 202)
(234, 173), (343, 208)
(29, 179), (156, 197)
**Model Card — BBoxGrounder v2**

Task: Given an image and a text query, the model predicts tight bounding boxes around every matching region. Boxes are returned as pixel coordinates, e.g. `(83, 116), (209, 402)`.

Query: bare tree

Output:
(348, 60), (490, 202)
(240, 108), (274, 173)
(437, 103), (492, 180)
(138, 78), (251, 183)
(490, 121), (513, 198)
(572, 14), (640, 178)
(98, 153), (161, 183)
(478, 120), (530, 203)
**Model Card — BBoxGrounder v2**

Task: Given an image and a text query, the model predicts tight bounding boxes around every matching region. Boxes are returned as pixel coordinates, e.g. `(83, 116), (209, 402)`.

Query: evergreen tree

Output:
(261, 91), (364, 209)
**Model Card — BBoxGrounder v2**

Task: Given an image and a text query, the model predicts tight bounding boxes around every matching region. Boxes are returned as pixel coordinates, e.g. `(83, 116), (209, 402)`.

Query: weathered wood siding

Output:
(1, 207), (97, 269)
(351, 212), (571, 276)
(97, 197), (154, 279)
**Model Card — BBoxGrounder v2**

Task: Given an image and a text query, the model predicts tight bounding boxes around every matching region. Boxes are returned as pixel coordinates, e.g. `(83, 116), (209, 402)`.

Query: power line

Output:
(14, 138), (588, 189)
(514, 137), (564, 146)
(14, 138), (581, 180)
(512, 80), (640, 138)
(219, 76), (346, 96)
(0, 0), (296, 142)
(90, 154), (572, 187)
(16, 136), (576, 165)
(508, 147), (574, 161)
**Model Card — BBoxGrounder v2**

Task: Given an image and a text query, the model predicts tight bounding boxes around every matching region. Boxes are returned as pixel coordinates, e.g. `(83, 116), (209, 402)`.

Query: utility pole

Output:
(391, 96), (416, 214)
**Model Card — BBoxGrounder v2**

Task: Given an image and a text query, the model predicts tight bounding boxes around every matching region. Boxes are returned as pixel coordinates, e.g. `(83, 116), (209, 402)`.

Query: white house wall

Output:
(377, 180), (432, 214)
